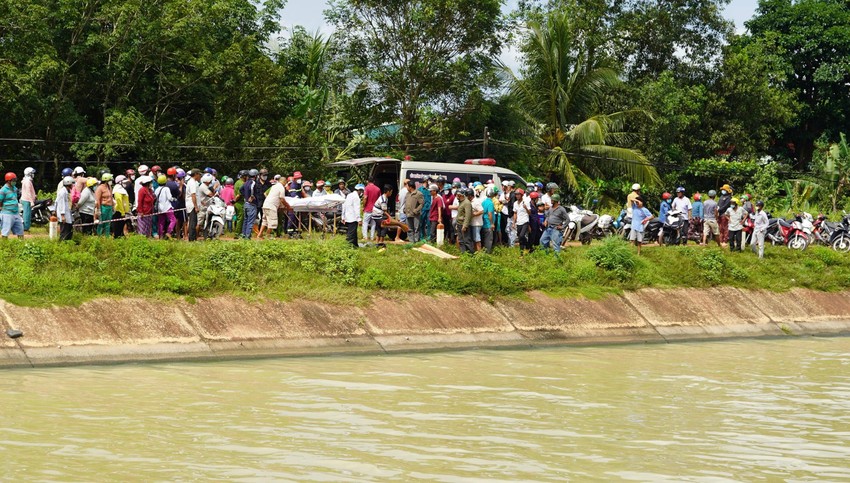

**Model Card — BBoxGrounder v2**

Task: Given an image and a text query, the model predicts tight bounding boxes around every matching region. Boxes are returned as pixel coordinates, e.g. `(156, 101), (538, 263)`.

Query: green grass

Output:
(2, 233), (850, 307)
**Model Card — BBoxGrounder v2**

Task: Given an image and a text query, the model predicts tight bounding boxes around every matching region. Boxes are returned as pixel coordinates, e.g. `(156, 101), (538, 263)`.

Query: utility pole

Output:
(483, 126), (489, 158)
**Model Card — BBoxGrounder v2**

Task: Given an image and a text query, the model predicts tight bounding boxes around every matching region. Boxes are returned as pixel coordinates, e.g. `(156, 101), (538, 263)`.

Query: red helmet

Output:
(125, 169), (136, 176)
(4, 172), (17, 182)
(693, 192), (701, 201)
(151, 165), (161, 173)
(662, 192), (672, 200)
(529, 191), (540, 199)
(166, 167), (177, 176)
(515, 188), (525, 195)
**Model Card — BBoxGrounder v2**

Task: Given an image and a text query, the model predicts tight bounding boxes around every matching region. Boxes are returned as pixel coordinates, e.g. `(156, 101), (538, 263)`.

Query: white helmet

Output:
(24, 167), (35, 177)
(138, 175), (153, 184)
(62, 176), (74, 186)
(201, 173), (214, 184)
(114, 175), (127, 184)
(72, 166), (86, 176)
(138, 164), (150, 175)
(631, 183), (641, 191)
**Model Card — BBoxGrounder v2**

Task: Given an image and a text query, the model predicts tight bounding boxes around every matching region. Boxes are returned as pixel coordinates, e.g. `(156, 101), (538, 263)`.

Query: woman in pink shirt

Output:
(219, 178), (236, 232)
(20, 167), (37, 231)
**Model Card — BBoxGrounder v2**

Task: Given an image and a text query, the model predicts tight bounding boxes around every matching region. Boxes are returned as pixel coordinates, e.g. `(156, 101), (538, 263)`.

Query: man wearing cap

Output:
(456, 189), (474, 254)
(259, 177), (291, 239)
(403, 180), (424, 242)
(55, 176), (75, 241)
(342, 184), (364, 248)
(751, 201), (768, 259)
(428, 184), (445, 243)
(717, 184), (733, 244)
(540, 194), (568, 254)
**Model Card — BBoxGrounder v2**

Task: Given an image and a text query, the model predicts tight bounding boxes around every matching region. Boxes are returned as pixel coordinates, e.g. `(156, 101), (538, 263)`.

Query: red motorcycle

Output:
(765, 216), (809, 250)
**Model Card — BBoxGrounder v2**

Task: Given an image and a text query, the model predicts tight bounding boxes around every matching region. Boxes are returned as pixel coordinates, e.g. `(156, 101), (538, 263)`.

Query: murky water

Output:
(1, 338), (849, 481)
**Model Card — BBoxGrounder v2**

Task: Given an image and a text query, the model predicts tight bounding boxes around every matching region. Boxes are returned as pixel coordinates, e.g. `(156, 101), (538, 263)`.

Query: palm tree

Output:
(825, 133), (850, 212)
(505, 12), (660, 190)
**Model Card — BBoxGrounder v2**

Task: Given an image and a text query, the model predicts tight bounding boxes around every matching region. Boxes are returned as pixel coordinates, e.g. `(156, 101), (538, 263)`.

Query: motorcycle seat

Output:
(778, 219), (793, 228)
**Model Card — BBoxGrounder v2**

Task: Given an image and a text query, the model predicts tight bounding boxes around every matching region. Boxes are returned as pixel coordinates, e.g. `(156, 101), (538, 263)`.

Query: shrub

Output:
(587, 237), (638, 281)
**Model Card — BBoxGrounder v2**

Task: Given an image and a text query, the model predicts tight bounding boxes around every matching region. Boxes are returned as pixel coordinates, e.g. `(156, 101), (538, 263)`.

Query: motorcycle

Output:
(562, 205), (603, 245)
(658, 209), (685, 245)
(765, 216), (809, 250)
(204, 196), (226, 240)
(28, 199), (54, 225)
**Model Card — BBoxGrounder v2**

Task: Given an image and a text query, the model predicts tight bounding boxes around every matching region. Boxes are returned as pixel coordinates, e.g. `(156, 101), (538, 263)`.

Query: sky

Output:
(277, 0), (761, 69)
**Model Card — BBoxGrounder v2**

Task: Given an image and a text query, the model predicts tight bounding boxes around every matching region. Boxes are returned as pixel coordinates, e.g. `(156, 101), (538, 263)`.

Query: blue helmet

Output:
(204, 167), (214, 174)
(355, 183), (366, 190)
(536, 181), (544, 189)
(61, 168), (73, 177)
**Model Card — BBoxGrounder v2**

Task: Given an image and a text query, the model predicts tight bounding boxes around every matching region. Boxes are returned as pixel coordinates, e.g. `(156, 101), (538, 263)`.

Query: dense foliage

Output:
(1, 0), (850, 212)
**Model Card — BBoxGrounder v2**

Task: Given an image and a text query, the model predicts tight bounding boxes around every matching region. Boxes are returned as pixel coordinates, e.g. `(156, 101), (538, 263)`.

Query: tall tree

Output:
(326, 0), (504, 145)
(746, 0), (850, 167)
(506, 11), (659, 190)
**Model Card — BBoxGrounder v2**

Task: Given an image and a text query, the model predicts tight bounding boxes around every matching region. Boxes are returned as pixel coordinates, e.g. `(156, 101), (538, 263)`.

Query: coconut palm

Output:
(505, 12), (660, 190)
(825, 133), (850, 212)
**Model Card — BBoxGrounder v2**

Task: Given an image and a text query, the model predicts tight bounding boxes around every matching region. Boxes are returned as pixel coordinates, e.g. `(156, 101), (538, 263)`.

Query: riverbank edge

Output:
(2, 287), (850, 368)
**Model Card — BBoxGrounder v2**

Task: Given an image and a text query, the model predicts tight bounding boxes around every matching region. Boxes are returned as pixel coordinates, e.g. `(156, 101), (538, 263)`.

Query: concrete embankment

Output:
(2, 288), (850, 368)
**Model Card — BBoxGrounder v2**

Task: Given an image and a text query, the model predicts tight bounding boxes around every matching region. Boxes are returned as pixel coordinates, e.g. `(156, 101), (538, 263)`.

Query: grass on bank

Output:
(1, 233), (849, 307)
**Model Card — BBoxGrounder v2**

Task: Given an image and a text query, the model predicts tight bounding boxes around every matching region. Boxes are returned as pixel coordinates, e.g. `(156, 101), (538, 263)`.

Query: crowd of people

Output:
(0, 164), (769, 259)
(625, 183), (770, 258)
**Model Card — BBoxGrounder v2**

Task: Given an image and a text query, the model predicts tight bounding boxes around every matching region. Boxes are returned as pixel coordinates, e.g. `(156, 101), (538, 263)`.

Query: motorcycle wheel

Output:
(787, 234), (808, 250)
(832, 235), (850, 253)
(579, 233), (591, 245)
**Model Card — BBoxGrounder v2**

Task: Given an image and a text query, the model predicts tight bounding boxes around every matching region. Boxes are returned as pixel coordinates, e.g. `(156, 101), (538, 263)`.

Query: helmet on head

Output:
(86, 177), (98, 188)
(24, 167), (35, 177)
(5, 172), (17, 182)
(551, 194), (561, 203)
(530, 191), (540, 199)
(139, 175), (153, 185)
(176, 171), (186, 179)
(204, 167), (214, 174)
(137, 164), (149, 175)
(166, 167), (177, 176)
(302, 181), (313, 188)
(102, 173), (113, 182)
(546, 182), (559, 192)
(708, 189), (717, 197)
(201, 173), (214, 184)
(337, 178), (345, 185)
(114, 175), (126, 185)
(453, 181), (462, 188)
(248, 169), (259, 177)
(535, 181), (544, 189)
(73, 166), (86, 176)
(741, 193), (750, 201)
(293, 171), (302, 179)
(662, 192), (671, 200)
(316, 180), (325, 187)
(632, 183), (641, 191)
(693, 192), (701, 201)
(731, 197), (740, 205)
(429, 184), (439, 191)
(62, 176), (74, 186)
(225, 178), (234, 185)
(238, 170), (248, 178)
(157, 175), (167, 185)
(61, 168), (73, 177)
(756, 200), (764, 208)
(676, 186), (685, 193)
(259, 168), (268, 175)
(355, 183), (365, 191)
(125, 169), (136, 177)
(151, 165), (161, 173)
(515, 188), (525, 196)
(221, 175), (228, 183)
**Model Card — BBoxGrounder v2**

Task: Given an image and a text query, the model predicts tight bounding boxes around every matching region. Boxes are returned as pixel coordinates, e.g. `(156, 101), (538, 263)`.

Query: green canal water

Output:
(2, 337), (849, 481)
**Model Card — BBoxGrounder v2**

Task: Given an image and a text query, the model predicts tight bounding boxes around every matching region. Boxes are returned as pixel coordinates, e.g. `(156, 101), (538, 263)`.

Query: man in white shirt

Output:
(184, 169), (201, 241)
(342, 183), (364, 248)
(671, 186), (693, 245)
(259, 181), (290, 238)
(513, 189), (530, 250)
(471, 185), (485, 251)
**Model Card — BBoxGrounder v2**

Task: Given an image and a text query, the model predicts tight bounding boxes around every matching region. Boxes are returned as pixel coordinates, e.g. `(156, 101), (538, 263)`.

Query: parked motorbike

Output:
(658, 209), (685, 245)
(22, 198), (54, 226)
(204, 196), (226, 240)
(563, 206), (604, 245)
(765, 216), (809, 250)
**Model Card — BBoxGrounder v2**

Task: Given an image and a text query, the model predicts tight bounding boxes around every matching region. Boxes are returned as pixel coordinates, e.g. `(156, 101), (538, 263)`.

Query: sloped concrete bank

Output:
(1, 288), (850, 368)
